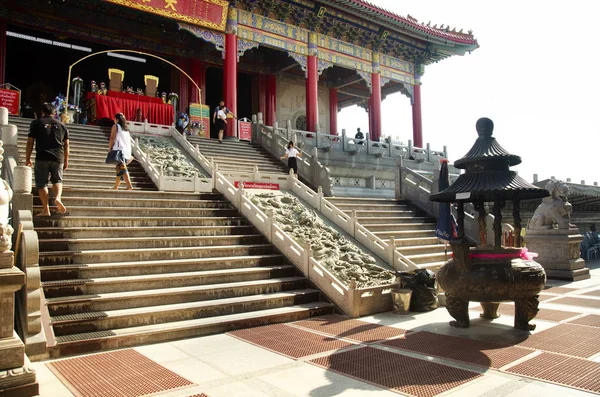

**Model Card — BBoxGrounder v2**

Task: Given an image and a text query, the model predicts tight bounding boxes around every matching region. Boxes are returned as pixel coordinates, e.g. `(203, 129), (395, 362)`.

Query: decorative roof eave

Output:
(325, 0), (479, 48)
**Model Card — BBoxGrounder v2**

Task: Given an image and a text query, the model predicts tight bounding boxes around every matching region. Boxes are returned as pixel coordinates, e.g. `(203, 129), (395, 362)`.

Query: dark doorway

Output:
(205, 67), (222, 139)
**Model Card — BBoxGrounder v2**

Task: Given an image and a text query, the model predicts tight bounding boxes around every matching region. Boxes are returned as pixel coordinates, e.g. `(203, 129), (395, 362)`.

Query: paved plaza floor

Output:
(32, 260), (600, 397)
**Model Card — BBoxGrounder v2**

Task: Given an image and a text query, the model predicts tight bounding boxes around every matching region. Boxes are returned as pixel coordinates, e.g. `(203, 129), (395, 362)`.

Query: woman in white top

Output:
(108, 113), (134, 190)
(280, 140), (301, 178)
(215, 105), (227, 143)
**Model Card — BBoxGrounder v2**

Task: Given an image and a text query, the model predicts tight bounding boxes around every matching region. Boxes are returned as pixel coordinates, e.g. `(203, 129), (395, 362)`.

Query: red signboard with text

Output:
(234, 182), (280, 190)
(0, 88), (20, 116)
(104, 0), (229, 31)
(238, 120), (252, 141)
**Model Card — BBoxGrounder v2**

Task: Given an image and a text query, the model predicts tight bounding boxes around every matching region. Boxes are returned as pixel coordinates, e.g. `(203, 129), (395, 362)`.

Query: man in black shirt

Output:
(25, 102), (70, 216)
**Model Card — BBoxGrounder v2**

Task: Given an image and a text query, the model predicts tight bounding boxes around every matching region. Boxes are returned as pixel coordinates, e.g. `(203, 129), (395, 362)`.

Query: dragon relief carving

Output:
(528, 179), (575, 230)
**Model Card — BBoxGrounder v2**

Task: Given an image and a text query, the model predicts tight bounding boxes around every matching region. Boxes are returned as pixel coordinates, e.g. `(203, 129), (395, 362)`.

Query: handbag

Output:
(105, 149), (124, 165)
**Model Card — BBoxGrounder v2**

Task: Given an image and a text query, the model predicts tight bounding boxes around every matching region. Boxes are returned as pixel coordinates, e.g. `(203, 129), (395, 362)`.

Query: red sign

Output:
(0, 88), (20, 116)
(105, 0), (229, 31)
(239, 120), (252, 141)
(234, 182), (280, 190)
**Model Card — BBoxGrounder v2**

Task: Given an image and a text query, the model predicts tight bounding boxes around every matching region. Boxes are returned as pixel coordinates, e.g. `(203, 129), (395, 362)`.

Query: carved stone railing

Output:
(255, 117), (334, 196)
(171, 129), (213, 176)
(1, 152), (46, 357)
(213, 170), (396, 317)
(126, 120), (172, 136)
(132, 135), (212, 192)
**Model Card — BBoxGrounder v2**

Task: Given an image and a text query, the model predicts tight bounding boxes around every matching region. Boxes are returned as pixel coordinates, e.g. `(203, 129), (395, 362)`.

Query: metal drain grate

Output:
(470, 303), (579, 322)
(567, 314), (600, 328)
(505, 352), (600, 393)
(293, 315), (409, 343)
(518, 323), (600, 358)
(46, 349), (195, 397)
(581, 289), (600, 297)
(228, 323), (355, 359)
(551, 296), (600, 309)
(310, 346), (481, 397)
(543, 286), (578, 294)
(381, 331), (533, 369)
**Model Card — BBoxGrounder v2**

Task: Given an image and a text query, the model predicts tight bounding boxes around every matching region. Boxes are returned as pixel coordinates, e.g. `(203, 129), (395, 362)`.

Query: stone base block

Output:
(545, 268), (591, 282)
(0, 333), (24, 370)
(0, 358), (38, 397)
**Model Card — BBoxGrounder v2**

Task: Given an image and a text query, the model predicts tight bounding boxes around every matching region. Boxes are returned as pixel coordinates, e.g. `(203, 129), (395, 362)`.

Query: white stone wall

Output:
(276, 75), (330, 133)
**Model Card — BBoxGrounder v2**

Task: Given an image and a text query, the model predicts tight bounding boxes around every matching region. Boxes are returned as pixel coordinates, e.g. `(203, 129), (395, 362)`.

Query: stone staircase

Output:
(186, 135), (287, 174)
(10, 118), (333, 357)
(326, 197), (447, 271)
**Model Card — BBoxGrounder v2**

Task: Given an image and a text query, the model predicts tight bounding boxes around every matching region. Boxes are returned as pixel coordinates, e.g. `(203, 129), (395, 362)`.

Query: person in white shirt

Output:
(280, 140), (301, 178)
(215, 105), (227, 143)
(108, 113), (133, 190)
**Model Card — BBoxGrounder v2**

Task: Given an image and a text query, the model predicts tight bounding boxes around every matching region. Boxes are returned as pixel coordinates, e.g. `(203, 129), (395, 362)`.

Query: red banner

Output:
(234, 182), (280, 190)
(0, 88), (20, 116)
(239, 120), (252, 141)
(105, 0), (229, 31)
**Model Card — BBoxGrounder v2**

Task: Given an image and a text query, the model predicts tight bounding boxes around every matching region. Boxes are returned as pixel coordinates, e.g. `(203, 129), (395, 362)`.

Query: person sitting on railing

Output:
(355, 128), (365, 145)
(280, 140), (301, 179)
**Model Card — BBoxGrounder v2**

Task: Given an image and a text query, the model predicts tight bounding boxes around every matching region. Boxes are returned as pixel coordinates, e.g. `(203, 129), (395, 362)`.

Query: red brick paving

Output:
(567, 314), (600, 328)
(517, 323), (600, 358)
(543, 286), (578, 294)
(581, 289), (600, 297)
(381, 331), (533, 369)
(551, 296), (600, 309)
(293, 315), (410, 343)
(310, 346), (482, 397)
(505, 352), (600, 393)
(46, 349), (195, 397)
(227, 323), (355, 359)
(470, 303), (580, 322)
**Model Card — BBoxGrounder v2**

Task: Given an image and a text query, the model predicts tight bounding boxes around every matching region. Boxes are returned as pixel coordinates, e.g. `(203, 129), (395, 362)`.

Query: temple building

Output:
(0, 0), (478, 145)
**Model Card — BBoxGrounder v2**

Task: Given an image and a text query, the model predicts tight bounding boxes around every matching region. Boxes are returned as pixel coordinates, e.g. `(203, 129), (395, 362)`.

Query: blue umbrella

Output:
(435, 159), (457, 258)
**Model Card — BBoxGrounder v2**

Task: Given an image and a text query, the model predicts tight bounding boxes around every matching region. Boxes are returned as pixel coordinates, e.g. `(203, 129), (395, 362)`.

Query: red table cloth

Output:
(107, 90), (163, 104)
(87, 93), (173, 125)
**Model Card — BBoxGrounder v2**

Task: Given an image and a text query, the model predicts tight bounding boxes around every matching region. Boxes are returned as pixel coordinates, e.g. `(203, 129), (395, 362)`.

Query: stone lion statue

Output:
(528, 179), (574, 230)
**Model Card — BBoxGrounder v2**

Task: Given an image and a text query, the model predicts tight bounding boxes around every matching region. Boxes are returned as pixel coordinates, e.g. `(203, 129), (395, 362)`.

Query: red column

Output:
(412, 84), (423, 147)
(329, 88), (337, 135)
(224, 9), (238, 138)
(178, 57), (189, 113)
(190, 59), (205, 104)
(266, 74), (276, 126)
(306, 56), (318, 132)
(0, 19), (6, 86)
(371, 73), (382, 141)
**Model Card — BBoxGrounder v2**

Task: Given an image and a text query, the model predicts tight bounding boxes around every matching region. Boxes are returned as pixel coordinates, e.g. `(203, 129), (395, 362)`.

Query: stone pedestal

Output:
(525, 228), (590, 281)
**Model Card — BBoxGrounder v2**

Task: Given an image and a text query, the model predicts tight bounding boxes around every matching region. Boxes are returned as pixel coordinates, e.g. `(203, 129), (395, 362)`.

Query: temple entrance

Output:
(5, 25), (173, 121)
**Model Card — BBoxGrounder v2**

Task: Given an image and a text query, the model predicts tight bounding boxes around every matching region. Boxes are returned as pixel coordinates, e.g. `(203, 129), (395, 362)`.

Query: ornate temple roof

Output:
(430, 118), (548, 203)
(328, 0), (479, 47)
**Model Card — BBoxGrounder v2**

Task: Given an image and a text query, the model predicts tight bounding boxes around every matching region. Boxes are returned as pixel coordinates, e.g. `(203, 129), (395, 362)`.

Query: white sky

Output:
(338, 0), (599, 185)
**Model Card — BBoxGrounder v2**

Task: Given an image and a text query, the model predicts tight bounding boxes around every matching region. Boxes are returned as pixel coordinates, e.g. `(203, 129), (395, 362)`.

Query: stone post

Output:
(394, 157), (403, 201)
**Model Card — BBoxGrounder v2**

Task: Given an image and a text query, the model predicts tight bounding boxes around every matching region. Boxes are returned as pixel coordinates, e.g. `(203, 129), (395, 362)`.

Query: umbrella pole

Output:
(444, 243), (448, 261)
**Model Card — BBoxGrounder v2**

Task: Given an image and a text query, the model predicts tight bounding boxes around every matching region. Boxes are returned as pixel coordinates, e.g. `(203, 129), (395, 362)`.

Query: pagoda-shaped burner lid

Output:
(430, 117), (548, 203)
(454, 117), (521, 169)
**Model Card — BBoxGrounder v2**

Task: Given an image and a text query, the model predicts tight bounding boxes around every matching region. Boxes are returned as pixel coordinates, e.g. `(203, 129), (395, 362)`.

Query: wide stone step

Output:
(357, 217), (431, 225)
(34, 196), (231, 209)
(48, 181), (157, 191)
(33, 215), (247, 228)
(39, 234), (264, 251)
(33, 205), (238, 218)
(405, 252), (449, 265)
(393, 236), (441, 247)
(42, 265), (294, 296)
(215, 162), (283, 172)
(39, 243), (273, 265)
(50, 289), (320, 337)
(398, 244), (446, 256)
(347, 210), (418, 217)
(328, 198), (408, 205)
(373, 230), (436, 239)
(57, 188), (219, 200)
(334, 204), (414, 211)
(363, 223), (436, 231)
(34, 225), (256, 239)
(46, 277), (308, 314)
(207, 153), (279, 165)
(50, 302), (334, 357)
(40, 254), (284, 280)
